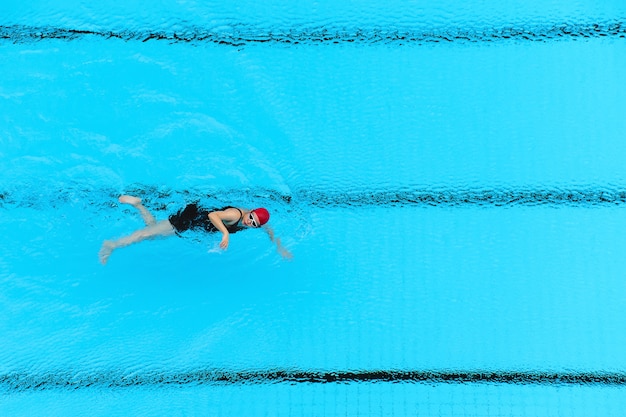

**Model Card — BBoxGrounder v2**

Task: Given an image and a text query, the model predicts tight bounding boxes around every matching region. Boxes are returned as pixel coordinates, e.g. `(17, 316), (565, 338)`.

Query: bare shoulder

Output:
(210, 207), (242, 222)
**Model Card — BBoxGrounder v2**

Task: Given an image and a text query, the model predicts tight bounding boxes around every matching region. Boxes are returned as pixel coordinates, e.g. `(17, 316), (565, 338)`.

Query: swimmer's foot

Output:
(99, 241), (116, 265)
(119, 195), (142, 206)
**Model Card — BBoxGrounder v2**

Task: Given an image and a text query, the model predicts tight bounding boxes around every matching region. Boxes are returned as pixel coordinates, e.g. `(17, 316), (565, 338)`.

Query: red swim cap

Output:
(252, 208), (270, 226)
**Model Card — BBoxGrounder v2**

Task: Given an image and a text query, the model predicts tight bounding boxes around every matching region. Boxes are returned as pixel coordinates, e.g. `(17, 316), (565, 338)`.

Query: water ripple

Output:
(2, 184), (626, 210)
(2, 368), (626, 392)
(1, 20), (625, 46)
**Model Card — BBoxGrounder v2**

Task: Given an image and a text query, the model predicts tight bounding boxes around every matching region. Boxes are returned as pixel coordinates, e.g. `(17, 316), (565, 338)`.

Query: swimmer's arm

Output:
(208, 208), (240, 249)
(263, 225), (293, 260)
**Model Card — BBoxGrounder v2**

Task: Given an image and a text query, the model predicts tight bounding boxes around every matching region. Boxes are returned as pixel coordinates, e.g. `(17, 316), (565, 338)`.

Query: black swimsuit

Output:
(168, 204), (244, 234)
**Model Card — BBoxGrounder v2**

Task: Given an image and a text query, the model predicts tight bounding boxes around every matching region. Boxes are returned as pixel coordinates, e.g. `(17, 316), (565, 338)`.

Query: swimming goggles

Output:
(249, 212), (259, 228)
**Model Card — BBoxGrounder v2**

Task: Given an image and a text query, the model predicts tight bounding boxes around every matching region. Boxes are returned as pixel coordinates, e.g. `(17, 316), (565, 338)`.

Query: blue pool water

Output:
(2, 1), (626, 415)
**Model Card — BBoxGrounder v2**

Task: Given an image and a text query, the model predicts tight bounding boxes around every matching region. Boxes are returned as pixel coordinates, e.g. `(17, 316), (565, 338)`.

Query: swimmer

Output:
(99, 195), (292, 264)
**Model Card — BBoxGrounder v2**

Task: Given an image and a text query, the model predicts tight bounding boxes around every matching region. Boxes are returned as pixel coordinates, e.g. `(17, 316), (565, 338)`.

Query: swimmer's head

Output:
(251, 208), (270, 227)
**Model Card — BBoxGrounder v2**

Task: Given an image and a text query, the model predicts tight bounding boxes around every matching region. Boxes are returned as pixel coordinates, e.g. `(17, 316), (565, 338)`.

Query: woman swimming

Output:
(98, 195), (292, 264)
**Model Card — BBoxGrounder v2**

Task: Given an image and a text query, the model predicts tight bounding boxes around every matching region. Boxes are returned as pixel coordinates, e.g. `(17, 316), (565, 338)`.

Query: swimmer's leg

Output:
(119, 195), (157, 226)
(99, 220), (176, 265)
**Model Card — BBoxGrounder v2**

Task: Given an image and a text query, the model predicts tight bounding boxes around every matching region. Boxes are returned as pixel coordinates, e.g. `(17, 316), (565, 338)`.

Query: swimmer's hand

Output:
(263, 227), (293, 260)
(219, 234), (229, 250)
(279, 246), (293, 260)
(275, 237), (293, 260)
